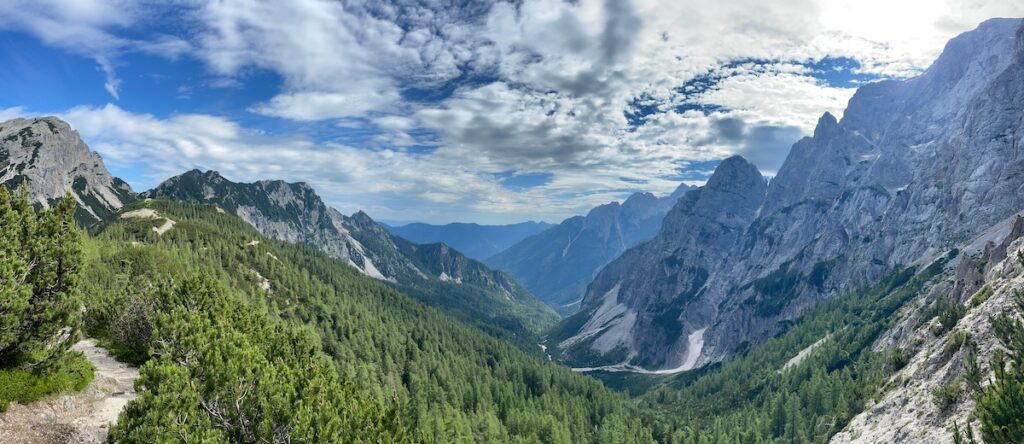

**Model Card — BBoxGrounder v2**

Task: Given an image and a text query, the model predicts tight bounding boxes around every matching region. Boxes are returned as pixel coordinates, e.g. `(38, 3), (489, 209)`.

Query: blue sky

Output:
(1, 0), (1021, 224)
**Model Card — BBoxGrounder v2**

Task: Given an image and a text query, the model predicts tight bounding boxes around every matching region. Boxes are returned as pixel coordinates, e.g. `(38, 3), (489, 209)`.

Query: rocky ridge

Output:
(831, 214), (1024, 442)
(144, 169), (560, 335)
(559, 18), (1024, 371)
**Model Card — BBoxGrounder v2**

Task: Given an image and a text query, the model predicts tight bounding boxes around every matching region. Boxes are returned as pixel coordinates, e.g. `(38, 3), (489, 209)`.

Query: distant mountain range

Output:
(384, 221), (553, 261)
(486, 184), (692, 315)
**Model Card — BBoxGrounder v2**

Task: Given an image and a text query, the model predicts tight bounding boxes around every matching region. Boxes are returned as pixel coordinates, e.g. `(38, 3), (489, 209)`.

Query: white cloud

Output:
(6, 0), (1024, 222)
(0, 0), (189, 100)
(0, 107), (29, 122)
(60, 104), (625, 223)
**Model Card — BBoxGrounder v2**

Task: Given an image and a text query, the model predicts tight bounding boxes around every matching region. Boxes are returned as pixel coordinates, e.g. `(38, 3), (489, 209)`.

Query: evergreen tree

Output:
(967, 290), (1024, 443)
(0, 188), (82, 367)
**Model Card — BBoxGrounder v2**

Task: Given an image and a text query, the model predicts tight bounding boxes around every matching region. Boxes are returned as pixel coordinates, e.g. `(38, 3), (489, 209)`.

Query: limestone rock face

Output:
(145, 169), (392, 278)
(558, 18), (1024, 370)
(832, 215), (1024, 443)
(0, 116), (135, 223)
(560, 156), (766, 368)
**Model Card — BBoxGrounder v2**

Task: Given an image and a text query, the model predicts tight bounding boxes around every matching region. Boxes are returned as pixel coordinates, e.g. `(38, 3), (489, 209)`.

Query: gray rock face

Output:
(486, 183), (693, 315)
(144, 169), (417, 281)
(832, 214), (1024, 443)
(558, 156), (766, 367)
(0, 117), (135, 223)
(560, 18), (1024, 370)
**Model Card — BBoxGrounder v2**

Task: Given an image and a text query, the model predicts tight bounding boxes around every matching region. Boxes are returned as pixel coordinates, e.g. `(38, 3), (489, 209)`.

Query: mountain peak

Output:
(351, 209), (373, 221)
(705, 155), (763, 192)
(0, 115), (135, 223)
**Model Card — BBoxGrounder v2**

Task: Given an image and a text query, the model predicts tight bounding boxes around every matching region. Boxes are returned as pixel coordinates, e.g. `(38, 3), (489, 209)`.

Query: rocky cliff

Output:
(0, 117), (135, 224)
(558, 18), (1024, 371)
(832, 214), (1024, 443)
(487, 183), (692, 314)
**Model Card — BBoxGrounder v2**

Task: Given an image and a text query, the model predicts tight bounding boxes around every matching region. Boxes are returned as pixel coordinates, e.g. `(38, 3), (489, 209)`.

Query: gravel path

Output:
(0, 339), (139, 443)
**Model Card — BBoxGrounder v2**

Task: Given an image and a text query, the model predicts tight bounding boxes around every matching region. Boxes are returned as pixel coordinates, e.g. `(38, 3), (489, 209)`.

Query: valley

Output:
(1, 7), (1023, 444)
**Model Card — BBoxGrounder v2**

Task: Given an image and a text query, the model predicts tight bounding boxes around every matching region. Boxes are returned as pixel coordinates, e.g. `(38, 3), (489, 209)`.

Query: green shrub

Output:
(963, 341), (982, 394)
(0, 352), (93, 411)
(932, 379), (963, 410)
(0, 188), (83, 367)
(942, 331), (970, 359)
(937, 298), (966, 334)
(968, 285), (993, 309)
(888, 347), (909, 371)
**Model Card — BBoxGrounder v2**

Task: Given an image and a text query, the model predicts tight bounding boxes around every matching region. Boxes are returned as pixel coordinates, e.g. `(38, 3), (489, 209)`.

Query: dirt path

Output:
(0, 339), (139, 443)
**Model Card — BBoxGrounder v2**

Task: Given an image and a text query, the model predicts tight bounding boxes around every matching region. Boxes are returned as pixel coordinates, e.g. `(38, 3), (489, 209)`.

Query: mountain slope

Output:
(384, 221), (552, 261)
(82, 199), (657, 441)
(0, 117), (135, 224)
(560, 18), (1024, 370)
(144, 169), (560, 340)
(487, 184), (692, 314)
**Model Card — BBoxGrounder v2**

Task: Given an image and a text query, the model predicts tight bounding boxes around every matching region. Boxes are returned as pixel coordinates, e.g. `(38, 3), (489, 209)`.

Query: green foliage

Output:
(109, 275), (408, 442)
(933, 296), (967, 334)
(0, 352), (92, 411)
(85, 200), (656, 442)
(0, 187), (91, 409)
(968, 285), (994, 309)
(963, 340), (982, 394)
(887, 347), (909, 371)
(744, 259), (838, 318)
(639, 259), (947, 443)
(968, 289), (1024, 443)
(932, 378), (963, 410)
(953, 421), (977, 444)
(0, 187), (83, 366)
(942, 331), (970, 360)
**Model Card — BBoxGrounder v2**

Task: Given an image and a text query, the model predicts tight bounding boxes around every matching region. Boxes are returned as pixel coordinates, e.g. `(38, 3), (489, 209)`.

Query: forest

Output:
(3, 190), (1023, 443)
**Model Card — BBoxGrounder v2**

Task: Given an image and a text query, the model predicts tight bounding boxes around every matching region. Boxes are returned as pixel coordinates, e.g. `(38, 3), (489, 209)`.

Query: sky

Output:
(0, 0), (1022, 224)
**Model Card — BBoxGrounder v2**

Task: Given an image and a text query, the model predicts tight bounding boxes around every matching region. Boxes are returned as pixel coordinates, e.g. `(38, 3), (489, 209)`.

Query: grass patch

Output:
(0, 352), (94, 412)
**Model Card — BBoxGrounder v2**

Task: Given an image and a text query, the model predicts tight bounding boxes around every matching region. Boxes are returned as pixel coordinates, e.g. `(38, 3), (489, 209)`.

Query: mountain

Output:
(831, 214), (1024, 442)
(486, 184), (693, 315)
(384, 221), (553, 261)
(0, 116), (135, 224)
(78, 199), (656, 441)
(555, 18), (1024, 370)
(144, 169), (560, 340)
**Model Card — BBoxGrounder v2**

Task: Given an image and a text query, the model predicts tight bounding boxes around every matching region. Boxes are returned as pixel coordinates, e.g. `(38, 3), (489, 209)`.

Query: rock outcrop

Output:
(558, 18), (1024, 370)
(0, 117), (135, 224)
(832, 214), (1024, 443)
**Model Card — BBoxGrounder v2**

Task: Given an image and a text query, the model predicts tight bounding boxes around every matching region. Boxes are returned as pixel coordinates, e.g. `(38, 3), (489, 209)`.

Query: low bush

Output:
(0, 352), (94, 412)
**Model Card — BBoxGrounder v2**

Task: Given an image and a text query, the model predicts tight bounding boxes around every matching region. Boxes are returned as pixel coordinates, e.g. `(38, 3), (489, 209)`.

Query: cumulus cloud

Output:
(61, 104), (631, 223)
(7, 0), (1024, 222)
(0, 107), (29, 122)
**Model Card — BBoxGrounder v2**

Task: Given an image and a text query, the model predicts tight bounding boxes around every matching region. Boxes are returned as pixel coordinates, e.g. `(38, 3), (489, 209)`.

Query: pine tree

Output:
(969, 290), (1024, 443)
(0, 188), (82, 367)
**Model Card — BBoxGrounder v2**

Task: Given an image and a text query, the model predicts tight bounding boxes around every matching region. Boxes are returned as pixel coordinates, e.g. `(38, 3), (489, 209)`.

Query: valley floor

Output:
(0, 340), (138, 444)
